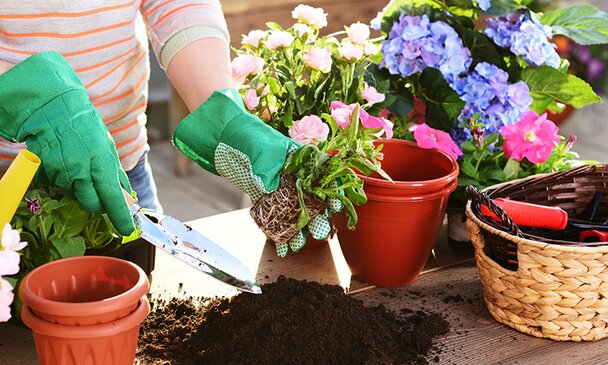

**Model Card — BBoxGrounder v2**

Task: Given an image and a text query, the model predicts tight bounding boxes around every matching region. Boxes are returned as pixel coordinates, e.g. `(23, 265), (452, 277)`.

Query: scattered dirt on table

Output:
(137, 276), (449, 365)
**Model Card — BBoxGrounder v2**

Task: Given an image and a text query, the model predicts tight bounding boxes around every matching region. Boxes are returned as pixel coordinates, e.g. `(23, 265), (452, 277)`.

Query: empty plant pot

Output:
(335, 139), (458, 286)
(21, 297), (150, 365)
(19, 256), (149, 326)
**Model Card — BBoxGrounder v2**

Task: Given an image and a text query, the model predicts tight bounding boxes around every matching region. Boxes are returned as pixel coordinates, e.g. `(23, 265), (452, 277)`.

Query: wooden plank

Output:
(352, 263), (608, 365)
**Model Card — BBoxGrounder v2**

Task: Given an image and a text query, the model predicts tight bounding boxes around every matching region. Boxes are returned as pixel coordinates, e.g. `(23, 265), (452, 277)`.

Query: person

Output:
(0, 1), (331, 255)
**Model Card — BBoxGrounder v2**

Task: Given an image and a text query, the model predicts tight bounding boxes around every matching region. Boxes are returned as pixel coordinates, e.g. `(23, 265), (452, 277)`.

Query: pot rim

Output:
(19, 256), (149, 317)
(21, 297), (150, 339)
(364, 178), (458, 202)
(361, 139), (459, 189)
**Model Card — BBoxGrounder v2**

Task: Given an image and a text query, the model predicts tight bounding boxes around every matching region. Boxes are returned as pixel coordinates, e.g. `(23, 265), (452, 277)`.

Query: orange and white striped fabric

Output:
(0, 0), (228, 171)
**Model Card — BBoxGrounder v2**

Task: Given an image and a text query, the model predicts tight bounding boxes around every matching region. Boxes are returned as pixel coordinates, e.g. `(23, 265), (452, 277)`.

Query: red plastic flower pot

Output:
(21, 297), (150, 365)
(335, 139), (459, 286)
(19, 256), (149, 326)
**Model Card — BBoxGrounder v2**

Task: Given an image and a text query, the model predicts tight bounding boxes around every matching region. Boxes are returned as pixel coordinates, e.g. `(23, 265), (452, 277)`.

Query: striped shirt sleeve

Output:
(140, 0), (229, 69)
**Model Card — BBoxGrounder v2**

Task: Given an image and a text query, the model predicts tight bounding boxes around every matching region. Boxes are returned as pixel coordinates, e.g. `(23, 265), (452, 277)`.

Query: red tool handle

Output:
(480, 198), (569, 230)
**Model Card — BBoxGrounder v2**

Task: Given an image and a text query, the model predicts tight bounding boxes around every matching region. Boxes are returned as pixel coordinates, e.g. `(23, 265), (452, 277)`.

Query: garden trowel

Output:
(122, 190), (262, 294)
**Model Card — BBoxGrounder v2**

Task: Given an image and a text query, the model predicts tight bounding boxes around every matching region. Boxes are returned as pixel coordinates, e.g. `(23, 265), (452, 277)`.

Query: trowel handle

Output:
(480, 198), (569, 230)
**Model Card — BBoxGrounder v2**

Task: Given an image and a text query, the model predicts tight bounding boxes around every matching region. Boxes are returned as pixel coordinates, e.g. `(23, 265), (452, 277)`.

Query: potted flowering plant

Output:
(370, 0), (607, 248)
(6, 185), (143, 320)
(250, 102), (392, 247)
(231, 4), (394, 139)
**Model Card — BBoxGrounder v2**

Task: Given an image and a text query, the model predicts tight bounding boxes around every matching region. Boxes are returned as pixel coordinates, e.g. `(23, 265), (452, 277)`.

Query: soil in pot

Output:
(137, 276), (449, 365)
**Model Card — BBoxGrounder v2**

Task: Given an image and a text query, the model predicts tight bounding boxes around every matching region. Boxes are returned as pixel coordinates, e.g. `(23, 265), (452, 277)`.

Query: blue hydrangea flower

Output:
(380, 14), (471, 80)
(476, 0), (491, 11)
(484, 11), (560, 68)
(451, 62), (532, 134)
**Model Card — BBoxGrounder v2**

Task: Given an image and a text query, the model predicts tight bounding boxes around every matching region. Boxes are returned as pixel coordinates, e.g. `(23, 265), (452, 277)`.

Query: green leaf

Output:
(3, 276), (18, 289)
(541, 5), (608, 45)
(265, 22), (284, 32)
(461, 159), (478, 178)
(56, 198), (88, 238)
(521, 66), (601, 109)
(485, 0), (525, 16)
(485, 169), (506, 182)
(50, 237), (86, 258)
(446, 19), (506, 69)
(503, 159), (521, 180)
(418, 68), (465, 132)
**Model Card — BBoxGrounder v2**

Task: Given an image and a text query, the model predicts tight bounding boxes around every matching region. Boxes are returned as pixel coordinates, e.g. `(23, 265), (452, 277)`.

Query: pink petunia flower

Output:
(499, 111), (560, 164)
(330, 101), (393, 138)
(410, 124), (463, 161)
(243, 89), (260, 111)
(231, 55), (264, 84)
(361, 84), (385, 105)
(0, 278), (14, 322)
(288, 115), (330, 145)
(241, 29), (266, 48)
(265, 31), (295, 50)
(303, 47), (332, 73)
(346, 23), (370, 45)
(291, 5), (328, 29)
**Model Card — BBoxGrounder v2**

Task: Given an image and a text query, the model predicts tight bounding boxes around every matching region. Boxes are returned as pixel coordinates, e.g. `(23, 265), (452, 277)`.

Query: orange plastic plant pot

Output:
(335, 139), (459, 286)
(19, 256), (149, 326)
(21, 297), (150, 365)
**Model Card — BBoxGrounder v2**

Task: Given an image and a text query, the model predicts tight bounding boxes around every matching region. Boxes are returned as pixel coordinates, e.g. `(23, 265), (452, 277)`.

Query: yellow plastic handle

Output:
(0, 150), (40, 231)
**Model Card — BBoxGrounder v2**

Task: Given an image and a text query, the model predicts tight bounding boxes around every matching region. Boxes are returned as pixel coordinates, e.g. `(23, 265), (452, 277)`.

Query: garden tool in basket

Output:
(122, 190), (262, 294)
(480, 192), (608, 244)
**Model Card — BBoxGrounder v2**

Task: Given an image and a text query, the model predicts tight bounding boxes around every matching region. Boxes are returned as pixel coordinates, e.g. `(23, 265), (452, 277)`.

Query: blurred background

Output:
(145, 0), (608, 222)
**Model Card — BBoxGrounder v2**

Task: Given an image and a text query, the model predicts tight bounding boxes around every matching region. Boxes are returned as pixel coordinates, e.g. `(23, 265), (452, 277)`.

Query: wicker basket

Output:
(465, 164), (608, 341)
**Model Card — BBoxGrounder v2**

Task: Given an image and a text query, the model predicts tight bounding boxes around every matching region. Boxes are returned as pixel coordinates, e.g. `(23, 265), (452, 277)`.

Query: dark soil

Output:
(137, 276), (449, 365)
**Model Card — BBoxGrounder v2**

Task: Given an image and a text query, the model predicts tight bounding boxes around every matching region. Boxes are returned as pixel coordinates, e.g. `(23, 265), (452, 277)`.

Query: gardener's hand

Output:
(0, 52), (134, 236)
(173, 88), (338, 256)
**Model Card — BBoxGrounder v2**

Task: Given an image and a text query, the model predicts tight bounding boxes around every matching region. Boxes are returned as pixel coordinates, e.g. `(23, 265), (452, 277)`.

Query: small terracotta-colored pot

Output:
(335, 139), (458, 286)
(21, 297), (150, 365)
(19, 256), (149, 325)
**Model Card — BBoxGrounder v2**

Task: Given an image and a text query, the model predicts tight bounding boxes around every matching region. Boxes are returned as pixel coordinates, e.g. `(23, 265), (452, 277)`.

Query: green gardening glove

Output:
(0, 52), (134, 235)
(173, 88), (337, 256)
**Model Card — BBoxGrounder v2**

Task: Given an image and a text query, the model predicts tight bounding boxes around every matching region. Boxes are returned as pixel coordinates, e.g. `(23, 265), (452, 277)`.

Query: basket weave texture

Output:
(466, 165), (608, 341)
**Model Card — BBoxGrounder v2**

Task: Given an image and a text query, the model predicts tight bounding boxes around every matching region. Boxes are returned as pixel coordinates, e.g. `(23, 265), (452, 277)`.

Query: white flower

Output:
(265, 31), (295, 50)
(0, 278), (14, 322)
(1, 223), (26, 252)
(291, 5), (328, 29)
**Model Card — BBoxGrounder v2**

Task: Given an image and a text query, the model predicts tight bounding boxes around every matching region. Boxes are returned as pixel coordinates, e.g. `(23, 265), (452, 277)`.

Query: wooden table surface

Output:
(1, 208), (604, 364)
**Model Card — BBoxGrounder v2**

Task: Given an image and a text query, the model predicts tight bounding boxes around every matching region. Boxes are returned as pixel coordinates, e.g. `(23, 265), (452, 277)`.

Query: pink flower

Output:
(261, 104), (278, 120)
(1, 223), (26, 252)
(303, 47), (332, 73)
(243, 89), (260, 111)
(0, 278), (14, 322)
(500, 111), (560, 164)
(361, 84), (385, 105)
(291, 5), (327, 29)
(257, 83), (270, 97)
(231, 55), (264, 84)
(407, 96), (427, 124)
(241, 29), (266, 48)
(330, 101), (355, 128)
(338, 42), (364, 61)
(293, 23), (312, 38)
(410, 124), (463, 161)
(364, 43), (378, 56)
(288, 115), (330, 145)
(346, 23), (370, 45)
(330, 101), (393, 138)
(265, 31), (294, 50)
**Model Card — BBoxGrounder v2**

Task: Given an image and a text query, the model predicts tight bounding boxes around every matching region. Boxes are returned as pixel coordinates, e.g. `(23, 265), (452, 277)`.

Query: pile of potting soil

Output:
(137, 276), (449, 365)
